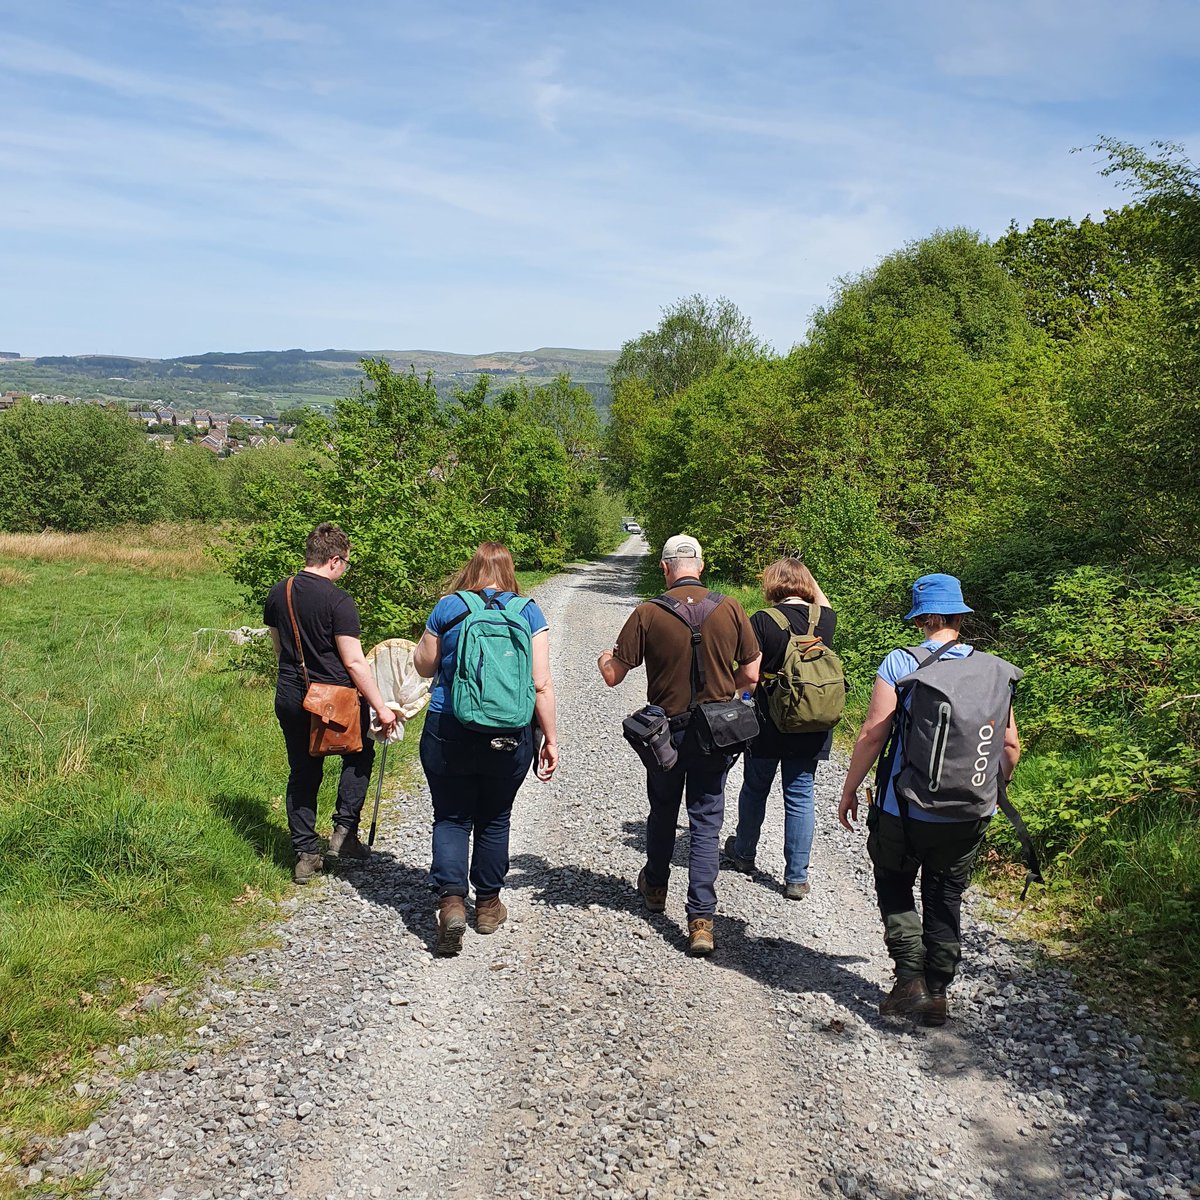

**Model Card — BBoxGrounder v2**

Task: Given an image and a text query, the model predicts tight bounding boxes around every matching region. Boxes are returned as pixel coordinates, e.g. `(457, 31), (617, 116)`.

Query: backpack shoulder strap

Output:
(764, 606), (791, 633)
(902, 638), (961, 671)
(649, 591), (725, 708)
(440, 590), (481, 636)
(503, 594), (535, 618)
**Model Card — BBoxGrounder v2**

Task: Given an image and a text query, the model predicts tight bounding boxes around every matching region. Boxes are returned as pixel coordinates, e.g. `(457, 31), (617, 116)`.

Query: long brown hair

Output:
(761, 558), (817, 604)
(445, 542), (520, 595)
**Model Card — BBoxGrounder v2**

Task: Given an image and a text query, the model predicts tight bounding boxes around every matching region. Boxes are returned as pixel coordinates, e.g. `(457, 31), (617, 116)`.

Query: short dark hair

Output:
(305, 522), (350, 566)
(915, 612), (964, 634)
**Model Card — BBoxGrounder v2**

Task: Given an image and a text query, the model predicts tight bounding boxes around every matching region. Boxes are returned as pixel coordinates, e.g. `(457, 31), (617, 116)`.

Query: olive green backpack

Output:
(762, 604), (847, 734)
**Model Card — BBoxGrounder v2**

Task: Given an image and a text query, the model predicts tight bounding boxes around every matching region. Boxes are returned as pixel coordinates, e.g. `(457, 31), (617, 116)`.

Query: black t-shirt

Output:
(263, 572), (361, 688)
(749, 602), (837, 761)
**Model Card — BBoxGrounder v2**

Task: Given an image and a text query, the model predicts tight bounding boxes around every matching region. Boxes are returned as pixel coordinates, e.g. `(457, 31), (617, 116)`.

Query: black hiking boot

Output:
(328, 826), (369, 862)
(923, 982), (949, 1027)
(722, 835), (754, 874)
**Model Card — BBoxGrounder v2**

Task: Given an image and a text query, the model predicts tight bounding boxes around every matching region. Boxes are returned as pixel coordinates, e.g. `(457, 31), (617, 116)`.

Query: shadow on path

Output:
(503, 850), (882, 1025)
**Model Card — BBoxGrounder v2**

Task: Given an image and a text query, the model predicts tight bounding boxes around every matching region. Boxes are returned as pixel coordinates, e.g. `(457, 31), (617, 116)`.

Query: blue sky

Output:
(3, 1), (1199, 357)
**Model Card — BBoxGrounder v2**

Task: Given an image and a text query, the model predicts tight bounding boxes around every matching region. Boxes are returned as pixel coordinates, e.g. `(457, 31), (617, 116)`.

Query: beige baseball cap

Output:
(661, 534), (702, 561)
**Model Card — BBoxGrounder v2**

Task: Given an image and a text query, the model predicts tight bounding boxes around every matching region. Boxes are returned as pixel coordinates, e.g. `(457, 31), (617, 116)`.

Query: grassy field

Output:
(0, 527), (421, 1176)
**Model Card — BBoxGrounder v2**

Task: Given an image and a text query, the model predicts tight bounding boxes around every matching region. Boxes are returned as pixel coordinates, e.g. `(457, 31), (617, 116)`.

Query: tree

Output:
(0, 402), (165, 531)
(514, 374), (600, 460)
(161, 444), (229, 521)
(610, 294), (763, 402)
(994, 210), (1150, 341)
(224, 443), (327, 519)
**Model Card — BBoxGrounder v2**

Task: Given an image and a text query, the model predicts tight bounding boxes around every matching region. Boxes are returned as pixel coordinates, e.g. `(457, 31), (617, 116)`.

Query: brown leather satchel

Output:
(285, 576), (364, 757)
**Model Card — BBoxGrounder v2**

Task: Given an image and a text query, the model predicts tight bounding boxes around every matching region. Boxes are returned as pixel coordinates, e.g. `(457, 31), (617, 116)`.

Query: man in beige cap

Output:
(598, 534), (760, 954)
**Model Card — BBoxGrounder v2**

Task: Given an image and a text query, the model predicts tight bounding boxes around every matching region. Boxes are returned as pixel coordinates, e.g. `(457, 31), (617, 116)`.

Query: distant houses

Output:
(0, 392), (295, 455)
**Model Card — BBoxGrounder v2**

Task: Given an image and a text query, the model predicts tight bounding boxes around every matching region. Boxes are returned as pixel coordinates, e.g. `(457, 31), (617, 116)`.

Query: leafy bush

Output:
(226, 361), (618, 638)
(0, 401), (165, 531)
(996, 563), (1199, 862)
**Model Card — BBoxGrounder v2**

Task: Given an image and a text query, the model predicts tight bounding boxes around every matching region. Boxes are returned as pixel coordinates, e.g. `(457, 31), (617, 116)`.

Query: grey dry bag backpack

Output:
(882, 640), (1043, 898)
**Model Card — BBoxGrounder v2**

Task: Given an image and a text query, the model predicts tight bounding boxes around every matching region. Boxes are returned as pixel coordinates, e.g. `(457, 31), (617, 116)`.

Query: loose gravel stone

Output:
(23, 539), (1200, 1199)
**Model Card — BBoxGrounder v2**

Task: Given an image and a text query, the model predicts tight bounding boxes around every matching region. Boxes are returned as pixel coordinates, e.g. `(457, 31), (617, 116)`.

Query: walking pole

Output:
(367, 738), (389, 848)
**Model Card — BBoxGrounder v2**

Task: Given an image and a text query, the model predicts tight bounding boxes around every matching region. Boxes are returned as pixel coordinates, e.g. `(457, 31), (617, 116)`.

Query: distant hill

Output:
(0, 347), (618, 416)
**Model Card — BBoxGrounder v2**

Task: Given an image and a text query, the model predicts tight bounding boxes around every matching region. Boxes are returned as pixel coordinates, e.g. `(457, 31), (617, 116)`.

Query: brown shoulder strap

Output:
(285, 576), (311, 691)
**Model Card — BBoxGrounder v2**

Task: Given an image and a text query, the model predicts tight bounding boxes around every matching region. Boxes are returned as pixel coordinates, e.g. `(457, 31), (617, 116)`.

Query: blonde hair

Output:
(445, 542), (520, 596)
(761, 558), (817, 604)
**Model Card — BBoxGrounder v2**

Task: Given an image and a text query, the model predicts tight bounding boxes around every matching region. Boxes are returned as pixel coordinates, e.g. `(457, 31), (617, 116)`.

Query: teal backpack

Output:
(448, 590), (536, 730)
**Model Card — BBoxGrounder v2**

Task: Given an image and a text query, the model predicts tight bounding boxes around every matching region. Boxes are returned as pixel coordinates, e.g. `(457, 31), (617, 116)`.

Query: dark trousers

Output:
(644, 730), (734, 917)
(866, 806), (989, 990)
(275, 680), (374, 856)
(420, 709), (533, 899)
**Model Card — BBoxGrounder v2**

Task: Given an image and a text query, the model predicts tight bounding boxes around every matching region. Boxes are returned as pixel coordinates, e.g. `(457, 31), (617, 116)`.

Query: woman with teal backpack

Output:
(413, 543), (559, 955)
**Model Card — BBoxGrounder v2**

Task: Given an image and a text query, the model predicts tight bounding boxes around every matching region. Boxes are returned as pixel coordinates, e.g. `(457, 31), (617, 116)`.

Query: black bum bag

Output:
(689, 698), (759, 755)
(623, 698), (758, 770)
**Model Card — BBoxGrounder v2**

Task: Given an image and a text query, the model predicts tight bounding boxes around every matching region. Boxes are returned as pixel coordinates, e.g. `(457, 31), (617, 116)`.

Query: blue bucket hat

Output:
(904, 573), (973, 621)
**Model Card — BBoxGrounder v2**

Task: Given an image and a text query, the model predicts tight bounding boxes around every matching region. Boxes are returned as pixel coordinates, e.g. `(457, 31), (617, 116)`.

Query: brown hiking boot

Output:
(688, 917), (715, 956)
(474, 894), (508, 935)
(923, 984), (949, 1027)
(293, 852), (324, 884)
(784, 881), (811, 900)
(879, 975), (936, 1017)
(327, 826), (369, 862)
(722, 835), (754, 874)
(435, 896), (467, 956)
(636, 867), (667, 913)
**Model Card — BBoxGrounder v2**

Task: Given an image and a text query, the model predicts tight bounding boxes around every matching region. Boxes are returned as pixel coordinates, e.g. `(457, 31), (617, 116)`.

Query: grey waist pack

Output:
(622, 704), (679, 773)
(892, 644), (1022, 821)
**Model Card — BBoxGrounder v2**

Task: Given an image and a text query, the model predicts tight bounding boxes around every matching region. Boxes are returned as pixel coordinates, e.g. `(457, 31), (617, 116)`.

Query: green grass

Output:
(0, 528), (417, 1167)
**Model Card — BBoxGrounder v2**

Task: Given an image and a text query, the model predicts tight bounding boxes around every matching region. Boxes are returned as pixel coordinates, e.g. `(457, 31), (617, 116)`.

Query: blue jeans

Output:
(644, 731), (733, 917)
(420, 709), (533, 898)
(733, 753), (818, 885)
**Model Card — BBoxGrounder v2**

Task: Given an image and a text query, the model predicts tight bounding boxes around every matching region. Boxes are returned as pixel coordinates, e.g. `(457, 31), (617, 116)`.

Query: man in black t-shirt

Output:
(263, 523), (396, 882)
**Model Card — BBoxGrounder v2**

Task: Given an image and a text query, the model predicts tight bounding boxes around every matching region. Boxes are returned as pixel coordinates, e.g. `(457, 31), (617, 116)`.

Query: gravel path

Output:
(31, 541), (1200, 1199)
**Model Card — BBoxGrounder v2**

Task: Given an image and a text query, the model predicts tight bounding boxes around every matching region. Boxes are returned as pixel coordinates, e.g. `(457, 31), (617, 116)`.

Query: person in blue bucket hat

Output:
(837, 572), (1021, 1027)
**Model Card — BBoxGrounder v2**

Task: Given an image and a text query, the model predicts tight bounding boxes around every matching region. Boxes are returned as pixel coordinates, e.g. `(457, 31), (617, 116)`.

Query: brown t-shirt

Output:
(613, 581), (760, 716)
